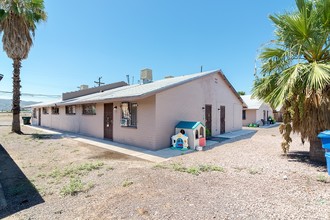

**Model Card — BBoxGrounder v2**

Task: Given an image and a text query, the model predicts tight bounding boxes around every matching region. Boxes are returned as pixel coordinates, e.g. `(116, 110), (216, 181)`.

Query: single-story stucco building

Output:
(241, 95), (274, 126)
(30, 69), (245, 150)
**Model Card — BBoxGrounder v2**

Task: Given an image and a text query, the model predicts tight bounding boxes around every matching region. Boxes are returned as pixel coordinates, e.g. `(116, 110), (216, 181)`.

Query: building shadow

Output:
(22, 133), (62, 140)
(286, 150), (327, 171)
(0, 144), (44, 218)
(204, 131), (258, 151)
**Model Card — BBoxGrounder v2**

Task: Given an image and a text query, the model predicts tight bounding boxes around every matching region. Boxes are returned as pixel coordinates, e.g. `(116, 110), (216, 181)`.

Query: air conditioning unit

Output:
(120, 119), (128, 126)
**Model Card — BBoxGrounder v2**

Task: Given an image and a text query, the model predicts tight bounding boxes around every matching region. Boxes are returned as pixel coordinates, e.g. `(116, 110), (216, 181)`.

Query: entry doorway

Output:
(38, 108), (41, 126)
(205, 105), (212, 137)
(104, 103), (113, 140)
(220, 105), (225, 134)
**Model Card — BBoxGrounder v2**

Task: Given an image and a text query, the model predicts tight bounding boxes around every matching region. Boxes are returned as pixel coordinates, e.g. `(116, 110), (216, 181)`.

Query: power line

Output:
(0, 90), (61, 98)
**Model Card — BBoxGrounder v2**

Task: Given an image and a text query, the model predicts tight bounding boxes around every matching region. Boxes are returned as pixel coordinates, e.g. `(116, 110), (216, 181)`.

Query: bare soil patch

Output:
(0, 113), (329, 219)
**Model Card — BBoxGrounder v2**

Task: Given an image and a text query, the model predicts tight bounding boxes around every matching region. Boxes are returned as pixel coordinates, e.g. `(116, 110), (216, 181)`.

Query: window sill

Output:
(121, 126), (137, 129)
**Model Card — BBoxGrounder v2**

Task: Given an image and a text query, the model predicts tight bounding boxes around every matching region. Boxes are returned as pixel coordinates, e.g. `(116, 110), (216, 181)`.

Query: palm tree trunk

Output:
(309, 139), (325, 163)
(12, 58), (22, 134)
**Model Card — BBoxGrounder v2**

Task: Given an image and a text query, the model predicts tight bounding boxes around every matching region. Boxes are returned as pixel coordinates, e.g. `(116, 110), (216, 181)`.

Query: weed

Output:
(37, 173), (47, 179)
(316, 175), (329, 183)
(153, 163), (169, 169)
(60, 178), (84, 196)
(171, 163), (187, 172)
(186, 167), (201, 175)
(122, 180), (134, 187)
(233, 166), (245, 172)
(49, 162), (105, 179)
(248, 169), (261, 175)
(170, 163), (225, 176)
(106, 166), (114, 171)
(49, 168), (62, 179)
(199, 164), (224, 172)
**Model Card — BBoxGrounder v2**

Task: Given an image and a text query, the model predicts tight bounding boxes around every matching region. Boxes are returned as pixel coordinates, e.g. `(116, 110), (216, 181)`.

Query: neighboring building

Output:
(241, 95), (274, 126)
(273, 106), (284, 122)
(30, 69), (245, 150)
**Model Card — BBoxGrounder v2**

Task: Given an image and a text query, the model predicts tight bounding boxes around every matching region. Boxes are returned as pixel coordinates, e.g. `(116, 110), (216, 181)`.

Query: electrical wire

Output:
(0, 90), (61, 98)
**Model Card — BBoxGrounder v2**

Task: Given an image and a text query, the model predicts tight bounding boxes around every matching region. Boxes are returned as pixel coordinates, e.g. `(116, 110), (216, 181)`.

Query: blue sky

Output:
(0, 0), (295, 102)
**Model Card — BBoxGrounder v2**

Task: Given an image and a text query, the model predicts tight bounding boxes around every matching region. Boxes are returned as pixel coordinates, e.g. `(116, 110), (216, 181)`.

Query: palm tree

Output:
(253, 0), (330, 162)
(0, 0), (47, 133)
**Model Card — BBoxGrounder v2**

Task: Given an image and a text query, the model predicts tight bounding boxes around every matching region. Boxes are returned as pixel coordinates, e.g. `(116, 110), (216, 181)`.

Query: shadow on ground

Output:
(287, 151), (327, 171)
(23, 133), (62, 140)
(0, 144), (44, 218)
(205, 131), (258, 151)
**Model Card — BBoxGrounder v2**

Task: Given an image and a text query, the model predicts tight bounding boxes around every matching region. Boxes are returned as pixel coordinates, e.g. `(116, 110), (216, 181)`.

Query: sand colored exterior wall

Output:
(242, 109), (257, 126)
(112, 95), (156, 149)
(154, 73), (242, 149)
(31, 103), (105, 138)
(242, 103), (274, 126)
(256, 103), (274, 122)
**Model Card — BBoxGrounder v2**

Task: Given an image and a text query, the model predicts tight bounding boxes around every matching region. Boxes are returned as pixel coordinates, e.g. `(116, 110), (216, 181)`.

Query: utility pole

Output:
(200, 65), (203, 72)
(126, 75), (130, 85)
(94, 77), (105, 87)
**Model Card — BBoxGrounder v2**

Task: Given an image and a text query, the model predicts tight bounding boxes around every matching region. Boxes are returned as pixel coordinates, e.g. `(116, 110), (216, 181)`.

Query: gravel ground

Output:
(0, 113), (329, 219)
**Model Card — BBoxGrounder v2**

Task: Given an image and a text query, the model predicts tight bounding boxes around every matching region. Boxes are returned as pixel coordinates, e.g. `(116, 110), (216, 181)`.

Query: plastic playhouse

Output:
(171, 132), (189, 150)
(171, 121), (206, 150)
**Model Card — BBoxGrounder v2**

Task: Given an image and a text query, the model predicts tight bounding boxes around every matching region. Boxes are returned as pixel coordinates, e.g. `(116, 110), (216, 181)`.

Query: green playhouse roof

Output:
(175, 121), (204, 130)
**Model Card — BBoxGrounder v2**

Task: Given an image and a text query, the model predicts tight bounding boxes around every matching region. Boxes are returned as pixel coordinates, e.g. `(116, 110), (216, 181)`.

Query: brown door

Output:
(104, 103), (113, 140)
(220, 105), (225, 134)
(205, 105), (212, 137)
(38, 108), (41, 126)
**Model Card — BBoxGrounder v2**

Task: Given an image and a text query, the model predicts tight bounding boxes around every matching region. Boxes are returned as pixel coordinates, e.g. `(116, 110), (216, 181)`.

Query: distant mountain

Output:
(0, 99), (40, 112)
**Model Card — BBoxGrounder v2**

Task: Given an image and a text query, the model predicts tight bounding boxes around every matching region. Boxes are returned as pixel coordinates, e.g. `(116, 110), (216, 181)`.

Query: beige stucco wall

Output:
(112, 95), (156, 149)
(242, 103), (274, 126)
(256, 103), (274, 123)
(31, 103), (104, 138)
(242, 109), (256, 126)
(154, 73), (243, 149)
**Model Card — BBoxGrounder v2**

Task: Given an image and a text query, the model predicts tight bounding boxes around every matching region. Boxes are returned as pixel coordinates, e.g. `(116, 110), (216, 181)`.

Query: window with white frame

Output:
(51, 106), (59, 114)
(42, 107), (49, 114)
(121, 102), (137, 127)
(65, 105), (76, 115)
(82, 104), (96, 115)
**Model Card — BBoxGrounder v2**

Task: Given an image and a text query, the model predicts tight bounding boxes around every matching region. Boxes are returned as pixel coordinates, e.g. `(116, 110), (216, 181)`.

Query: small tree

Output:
(253, 0), (330, 162)
(0, 0), (47, 133)
(237, 91), (246, 96)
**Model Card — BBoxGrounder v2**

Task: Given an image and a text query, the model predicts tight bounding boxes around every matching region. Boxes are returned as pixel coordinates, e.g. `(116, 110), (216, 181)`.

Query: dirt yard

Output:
(0, 112), (329, 219)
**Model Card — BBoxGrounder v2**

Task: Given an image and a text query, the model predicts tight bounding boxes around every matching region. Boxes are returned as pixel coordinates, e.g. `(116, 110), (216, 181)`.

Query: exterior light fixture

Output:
(113, 106), (118, 110)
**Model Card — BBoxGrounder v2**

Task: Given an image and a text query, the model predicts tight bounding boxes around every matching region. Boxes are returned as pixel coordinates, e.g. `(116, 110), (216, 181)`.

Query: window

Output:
(51, 106), (59, 114)
(65, 105), (76, 115)
(242, 110), (246, 120)
(200, 127), (204, 138)
(121, 102), (137, 127)
(195, 130), (199, 139)
(42, 107), (48, 114)
(32, 109), (37, 118)
(82, 104), (96, 115)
